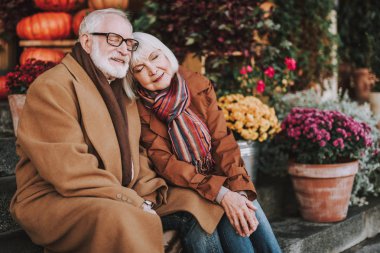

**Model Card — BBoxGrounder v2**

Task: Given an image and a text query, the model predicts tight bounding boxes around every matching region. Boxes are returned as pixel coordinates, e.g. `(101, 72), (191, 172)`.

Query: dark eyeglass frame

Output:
(90, 32), (139, 51)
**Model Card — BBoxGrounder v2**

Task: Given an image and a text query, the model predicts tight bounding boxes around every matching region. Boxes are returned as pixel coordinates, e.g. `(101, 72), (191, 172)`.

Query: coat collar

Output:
(61, 55), (140, 186)
(178, 67), (209, 94)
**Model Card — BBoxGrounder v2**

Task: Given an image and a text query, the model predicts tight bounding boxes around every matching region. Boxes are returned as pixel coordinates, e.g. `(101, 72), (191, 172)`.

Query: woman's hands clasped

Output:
(220, 191), (259, 237)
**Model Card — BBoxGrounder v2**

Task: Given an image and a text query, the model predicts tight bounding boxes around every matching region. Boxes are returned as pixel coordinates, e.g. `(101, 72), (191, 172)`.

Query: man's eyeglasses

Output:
(90, 32), (139, 51)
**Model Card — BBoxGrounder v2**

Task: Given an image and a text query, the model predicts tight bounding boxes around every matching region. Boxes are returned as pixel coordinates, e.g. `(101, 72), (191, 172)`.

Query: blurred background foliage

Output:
(131, 0), (336, 97)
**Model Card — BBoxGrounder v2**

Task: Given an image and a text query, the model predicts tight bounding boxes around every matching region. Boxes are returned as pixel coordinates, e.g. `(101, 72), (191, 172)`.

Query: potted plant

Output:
(338, 0), (380, 109)
(218, 94), (281, 182)
(5, 59), (56, 135)
(281, 107), (373, 222)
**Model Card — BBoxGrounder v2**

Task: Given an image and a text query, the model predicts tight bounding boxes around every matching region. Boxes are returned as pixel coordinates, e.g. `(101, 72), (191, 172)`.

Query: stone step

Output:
(0, 101), (14, 138)
(342, 233), (380, 253)
(271, 196), (380, 253)
(0, 137), (17, 177)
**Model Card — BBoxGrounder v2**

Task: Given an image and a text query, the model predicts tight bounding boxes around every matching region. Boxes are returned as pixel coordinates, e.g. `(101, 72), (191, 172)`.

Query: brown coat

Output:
(137, 67), (257, 234)
(10, 54), (168, 253)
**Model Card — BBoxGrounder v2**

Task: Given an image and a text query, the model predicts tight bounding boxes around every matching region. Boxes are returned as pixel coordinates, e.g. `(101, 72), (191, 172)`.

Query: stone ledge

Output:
(342, 232), (380, 253)
(0, 137), (17, 177)
(272, 196), (380, 253)
(0, 229), (43, 253)
(0, 101), (13, 137)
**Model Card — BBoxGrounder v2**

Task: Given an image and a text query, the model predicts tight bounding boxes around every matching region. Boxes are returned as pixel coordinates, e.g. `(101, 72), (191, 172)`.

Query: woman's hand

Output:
(220, 191), (259, 237)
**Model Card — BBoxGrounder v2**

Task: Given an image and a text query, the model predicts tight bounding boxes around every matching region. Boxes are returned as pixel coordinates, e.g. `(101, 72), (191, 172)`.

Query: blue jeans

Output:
(250, 200), (282, 253)
(161, 211), (224, 253)
(161, 200), (281, 253)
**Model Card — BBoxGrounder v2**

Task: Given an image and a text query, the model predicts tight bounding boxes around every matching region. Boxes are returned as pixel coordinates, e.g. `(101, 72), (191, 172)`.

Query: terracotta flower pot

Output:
(8, 94), (26, 136)
(288, 160), (358, 222)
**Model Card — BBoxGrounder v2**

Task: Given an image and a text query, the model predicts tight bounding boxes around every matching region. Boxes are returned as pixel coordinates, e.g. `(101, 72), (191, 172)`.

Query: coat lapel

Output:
(124, 99), (141, 187)
(61, 55), (123, 181)
(150, 115), (170, 140)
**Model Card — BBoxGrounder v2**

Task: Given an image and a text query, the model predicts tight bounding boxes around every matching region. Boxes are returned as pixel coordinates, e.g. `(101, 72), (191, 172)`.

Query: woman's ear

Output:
(79, 34), (92, 54)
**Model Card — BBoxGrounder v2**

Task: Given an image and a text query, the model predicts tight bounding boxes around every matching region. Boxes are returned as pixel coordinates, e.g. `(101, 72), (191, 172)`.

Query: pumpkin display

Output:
(0, 76), (9, 100)
(73, 9), (92, 36)
(88, 0), (129, 10)
(17, 12), (72, 40)
(20, 48), (65, 65)
(34, 0), (86, 12)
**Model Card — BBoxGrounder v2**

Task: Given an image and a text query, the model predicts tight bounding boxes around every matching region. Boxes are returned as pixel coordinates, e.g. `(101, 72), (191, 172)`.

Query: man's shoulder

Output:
(28, 56), (79, 94)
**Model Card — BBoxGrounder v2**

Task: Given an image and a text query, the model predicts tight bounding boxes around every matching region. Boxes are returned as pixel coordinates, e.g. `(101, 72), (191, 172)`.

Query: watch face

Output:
(144, 200), (153, 206)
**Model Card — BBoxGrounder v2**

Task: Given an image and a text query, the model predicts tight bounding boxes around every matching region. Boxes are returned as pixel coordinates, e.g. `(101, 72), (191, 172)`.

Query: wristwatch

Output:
(144, 200), (154, 208)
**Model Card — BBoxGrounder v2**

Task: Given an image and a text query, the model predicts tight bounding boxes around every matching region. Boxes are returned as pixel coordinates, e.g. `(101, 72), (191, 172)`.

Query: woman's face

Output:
(131, 49), (174, 91)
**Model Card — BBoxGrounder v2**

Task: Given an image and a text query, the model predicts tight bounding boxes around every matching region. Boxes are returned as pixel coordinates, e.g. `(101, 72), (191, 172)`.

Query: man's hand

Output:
(220, 191), (259, 237)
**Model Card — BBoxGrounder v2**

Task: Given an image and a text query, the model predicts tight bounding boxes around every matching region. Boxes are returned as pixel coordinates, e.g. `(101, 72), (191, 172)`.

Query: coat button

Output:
(127, 199), (133, 203)
(116, 193), (122, 199)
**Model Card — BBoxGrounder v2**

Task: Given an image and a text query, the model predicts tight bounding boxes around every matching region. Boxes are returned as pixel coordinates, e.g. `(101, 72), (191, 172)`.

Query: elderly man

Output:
(10, 8), (167, 253)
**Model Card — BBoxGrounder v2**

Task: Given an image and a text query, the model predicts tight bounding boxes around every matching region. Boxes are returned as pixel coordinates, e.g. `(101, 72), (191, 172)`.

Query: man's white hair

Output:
(124, 32), (179, 100)
(78, 8), (132, 36)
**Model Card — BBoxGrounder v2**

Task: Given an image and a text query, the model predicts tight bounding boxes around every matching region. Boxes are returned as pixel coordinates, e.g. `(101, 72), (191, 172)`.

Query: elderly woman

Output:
(126, 32), (281, 253)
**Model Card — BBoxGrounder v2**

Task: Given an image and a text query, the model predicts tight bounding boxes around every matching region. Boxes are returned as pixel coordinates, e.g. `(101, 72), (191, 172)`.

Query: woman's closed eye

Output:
(133, 66), (144, 73)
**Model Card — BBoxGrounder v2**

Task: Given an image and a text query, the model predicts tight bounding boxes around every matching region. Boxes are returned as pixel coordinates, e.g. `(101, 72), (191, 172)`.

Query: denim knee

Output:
(250, 200), (282, 253)
(217, 215), (255, 253)
(162, 212), (224, 253)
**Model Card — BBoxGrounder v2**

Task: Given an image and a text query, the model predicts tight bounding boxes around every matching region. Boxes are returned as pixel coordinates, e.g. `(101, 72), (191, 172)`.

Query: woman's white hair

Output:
(78, 8), (132, 36)
(124, 32), (179, 100)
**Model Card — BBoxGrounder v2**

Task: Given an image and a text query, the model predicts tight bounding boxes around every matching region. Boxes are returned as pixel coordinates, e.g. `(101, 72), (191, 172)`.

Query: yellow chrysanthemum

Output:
(218, 94), (281, 141)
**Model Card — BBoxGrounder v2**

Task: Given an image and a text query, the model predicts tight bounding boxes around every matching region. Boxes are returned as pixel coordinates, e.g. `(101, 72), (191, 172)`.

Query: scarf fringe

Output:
(194, 152), (215, 175)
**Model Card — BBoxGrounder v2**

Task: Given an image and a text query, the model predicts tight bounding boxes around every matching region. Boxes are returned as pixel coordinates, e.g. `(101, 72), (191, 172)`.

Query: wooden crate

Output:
(19, 40), (77, 53)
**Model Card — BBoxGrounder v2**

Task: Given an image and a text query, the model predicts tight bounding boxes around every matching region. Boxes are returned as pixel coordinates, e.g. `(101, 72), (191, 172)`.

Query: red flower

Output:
(285, 57), (297, 71)
(264, 66), (275, 78)
(256, 80), (266, 93)
(240, 66), (247, 75)
(6, 59), (57, 94)
(246, 65), (253, 73)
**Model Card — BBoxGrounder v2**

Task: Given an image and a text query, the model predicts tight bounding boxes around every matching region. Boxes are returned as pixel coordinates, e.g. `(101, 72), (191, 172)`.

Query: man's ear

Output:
(79, 34), (92, 54)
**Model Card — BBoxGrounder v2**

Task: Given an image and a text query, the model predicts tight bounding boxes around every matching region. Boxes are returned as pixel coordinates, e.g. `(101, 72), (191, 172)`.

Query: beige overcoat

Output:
(10, 54), (168, 253)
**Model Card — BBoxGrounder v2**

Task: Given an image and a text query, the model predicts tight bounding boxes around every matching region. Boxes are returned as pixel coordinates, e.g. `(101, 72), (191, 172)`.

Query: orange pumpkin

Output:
(17, 12), (72, 40)
(88, 0), (129, 10)
(20, 48), (65, 65)
(34, 0), (85, 11)
(0, 76), (9, 100)
(73, 9), (93, 36)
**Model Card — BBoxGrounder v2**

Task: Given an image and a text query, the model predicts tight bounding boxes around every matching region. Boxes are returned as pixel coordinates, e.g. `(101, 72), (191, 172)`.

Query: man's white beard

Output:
(90, 40), (129, 80)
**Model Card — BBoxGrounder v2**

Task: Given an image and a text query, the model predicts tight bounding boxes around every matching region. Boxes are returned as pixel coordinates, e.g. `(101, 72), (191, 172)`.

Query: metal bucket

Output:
(237, 140), (260, 183)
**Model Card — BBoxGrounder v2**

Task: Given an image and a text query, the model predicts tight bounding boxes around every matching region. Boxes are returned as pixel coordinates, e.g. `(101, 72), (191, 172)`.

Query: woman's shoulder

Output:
(136, 98), (150, 122)
(178, 66), (211, 94)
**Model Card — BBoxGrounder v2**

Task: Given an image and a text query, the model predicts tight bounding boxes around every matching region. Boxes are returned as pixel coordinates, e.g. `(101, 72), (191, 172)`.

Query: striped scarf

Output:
(137, 74), (214, 174)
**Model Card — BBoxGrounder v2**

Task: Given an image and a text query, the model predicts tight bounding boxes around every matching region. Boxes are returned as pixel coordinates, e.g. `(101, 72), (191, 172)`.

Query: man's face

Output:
(89, 15), (133, 80)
